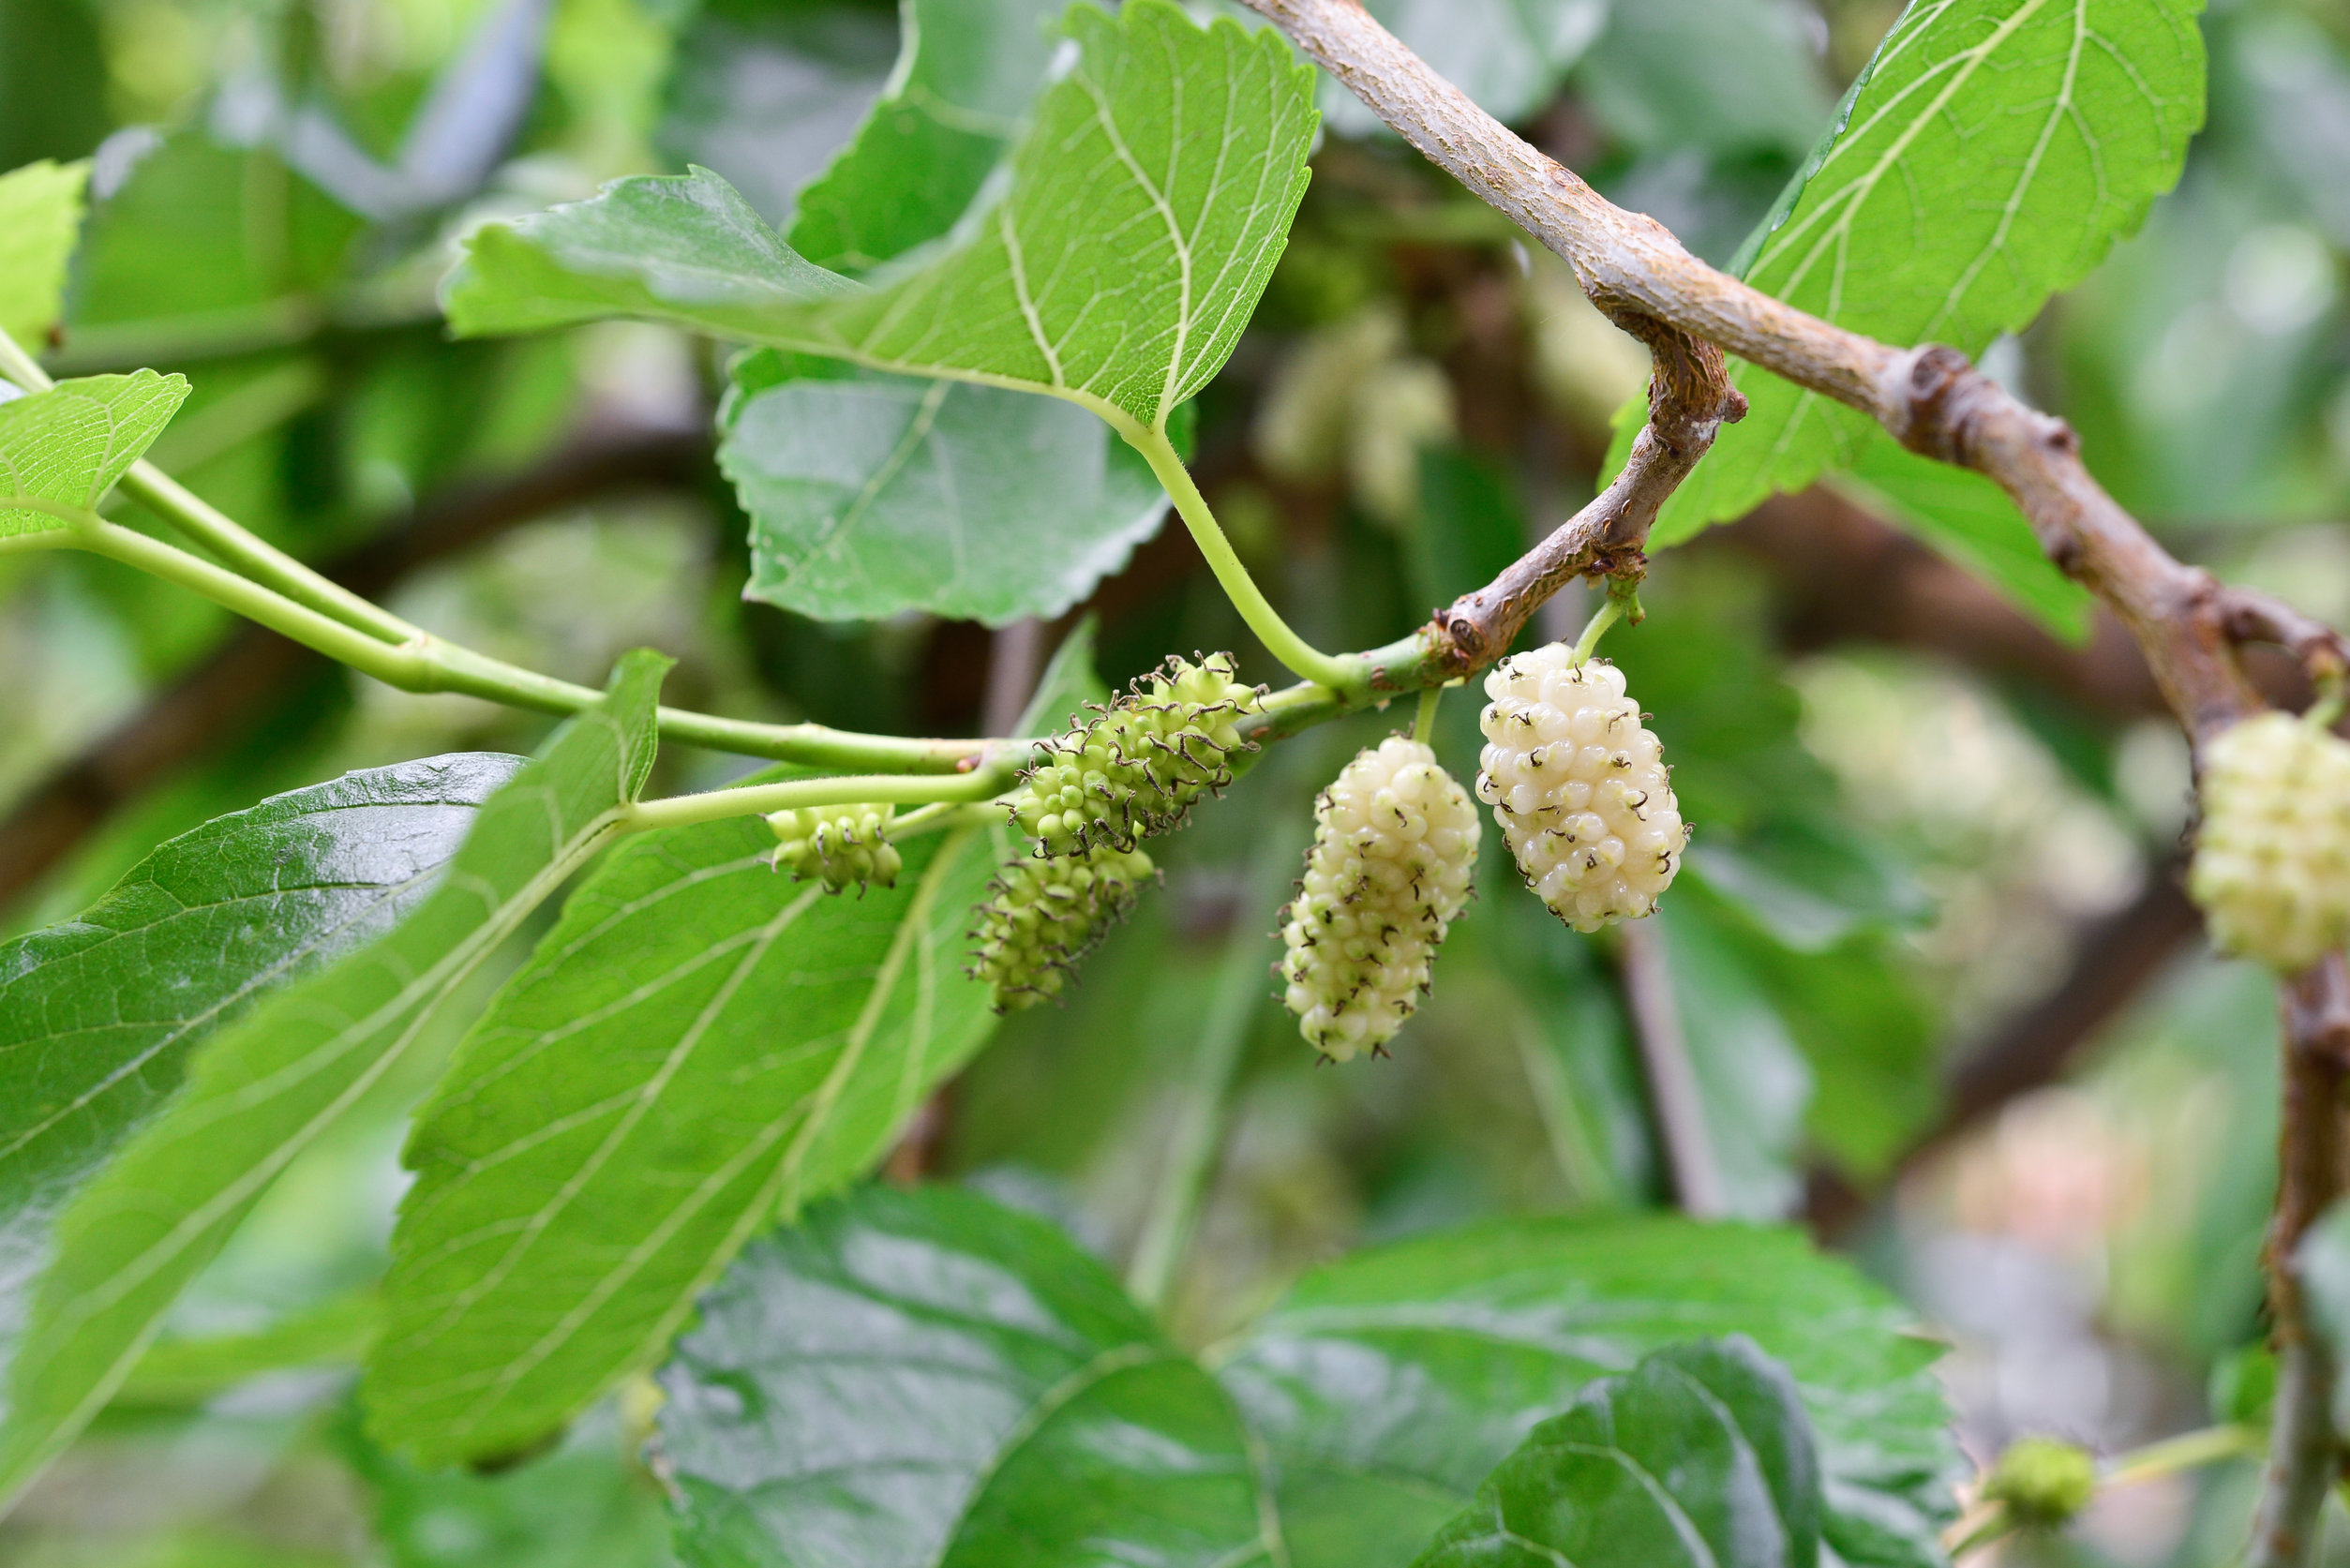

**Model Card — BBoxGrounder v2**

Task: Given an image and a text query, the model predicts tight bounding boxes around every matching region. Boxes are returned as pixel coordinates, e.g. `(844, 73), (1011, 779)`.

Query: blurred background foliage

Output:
(0, 0), (2347, 1561)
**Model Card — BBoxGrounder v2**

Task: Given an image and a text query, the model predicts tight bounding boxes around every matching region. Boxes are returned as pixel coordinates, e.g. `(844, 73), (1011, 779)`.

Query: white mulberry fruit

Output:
(1280, 738), (1480, 1062)
(1476, 647), (1686, 933)
(2189, 710), (2350, 971)
(968, 844), (1158, 1010)
(1010, 653), (1263, 856)
(768, 803), (900, 893)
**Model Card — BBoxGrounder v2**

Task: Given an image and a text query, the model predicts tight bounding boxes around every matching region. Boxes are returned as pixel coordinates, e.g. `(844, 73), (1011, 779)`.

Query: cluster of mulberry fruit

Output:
(967, 844), (1158, 1010)
(767, 803), (900, 892)
(1279, 738), (1480, 1061)
(1476, 645), (1685, 932)
(1009, 653), (1264, 856)
(2189, 710), (2350, 971)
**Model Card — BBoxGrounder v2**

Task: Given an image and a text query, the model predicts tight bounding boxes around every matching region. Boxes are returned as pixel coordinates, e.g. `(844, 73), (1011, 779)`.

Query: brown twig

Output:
(1232, 0), (2350, 1550)
(0, 425), (711, 910)
(2251, 955), (2350, 1568)
(1615, 922), (1724, 1217)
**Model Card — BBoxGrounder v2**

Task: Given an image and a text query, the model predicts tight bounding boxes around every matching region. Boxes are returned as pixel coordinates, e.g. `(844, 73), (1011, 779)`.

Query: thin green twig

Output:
(0, 325), (419, 646)
(622, 764), (1017, 833)
(1413, 685), (1442, 745)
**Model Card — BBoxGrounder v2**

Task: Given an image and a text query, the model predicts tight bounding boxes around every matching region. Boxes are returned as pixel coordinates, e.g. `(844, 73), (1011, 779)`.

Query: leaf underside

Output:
(724, 352), (1168, 625)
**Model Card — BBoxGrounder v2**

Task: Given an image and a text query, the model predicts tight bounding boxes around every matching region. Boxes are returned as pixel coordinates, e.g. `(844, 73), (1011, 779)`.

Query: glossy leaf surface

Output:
(1414, 1337), (1821, 1568)
(660, 1185), (1274, 1568)
(0, 754), (520, 1404)
(0, 653), (667, 1508)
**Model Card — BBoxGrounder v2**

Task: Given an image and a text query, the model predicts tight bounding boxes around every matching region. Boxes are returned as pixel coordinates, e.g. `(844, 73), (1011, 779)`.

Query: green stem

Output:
(621, 765), (1014, 834)
(118, 462), (419, 643)
(75, 519), (443, 684)
(0, 324), (417, 646)
(2103, 1424), (2261, 1489)
(1413, 685), (1442, 745)
(61, 520), (988, 771)
(1122, 422), (1359, 693)
(1568, 593), (1624, 666)
(2308, 668), (2345, 732)
(886, 800), (1001, 843)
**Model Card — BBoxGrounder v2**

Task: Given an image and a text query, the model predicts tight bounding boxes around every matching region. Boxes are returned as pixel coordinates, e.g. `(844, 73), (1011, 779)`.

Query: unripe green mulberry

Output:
(1476, 646), (1686, 933)
(1280, 738), (1480, 1062)
(767, 803), (900, 893)
(2189, 710), (2350, 971)
(1010, 653), (1264, 856)
(1983, 1437), (2096, 1530)
(968, 844), (1158, 1011)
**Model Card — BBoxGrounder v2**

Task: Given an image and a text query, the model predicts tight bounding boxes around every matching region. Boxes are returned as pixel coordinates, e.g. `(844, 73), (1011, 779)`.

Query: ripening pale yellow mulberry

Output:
(1476, 647), (1686, 932)
(967, 844), (1158, 1011)
(767, 803), (900, 892)
(2189, 710), (2350, 971)
(1280, 738), (1480, 1061)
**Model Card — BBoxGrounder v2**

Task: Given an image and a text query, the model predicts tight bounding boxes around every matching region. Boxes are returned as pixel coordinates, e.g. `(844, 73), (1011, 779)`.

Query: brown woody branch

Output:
(1234, 1), (2350, 1555)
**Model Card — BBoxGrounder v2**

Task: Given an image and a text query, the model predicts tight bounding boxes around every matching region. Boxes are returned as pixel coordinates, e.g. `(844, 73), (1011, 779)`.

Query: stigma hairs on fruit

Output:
(1010, 653), (1264, 856)
(767, 803), (900, 892)
(2188, 709), (2350, 971)
(1280, 737), (1479, 1062)
(1476, 645), (1686, 932)
(968, 844), (1158, 1011)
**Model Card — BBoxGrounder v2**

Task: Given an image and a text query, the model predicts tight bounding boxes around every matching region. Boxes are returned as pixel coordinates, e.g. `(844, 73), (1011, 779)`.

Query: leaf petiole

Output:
(1121, 421), (1360, 694)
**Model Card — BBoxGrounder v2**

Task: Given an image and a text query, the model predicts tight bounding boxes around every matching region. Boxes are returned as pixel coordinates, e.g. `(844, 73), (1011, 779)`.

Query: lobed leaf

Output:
(0, 369), (189, 535)
(658, 1185), (1276, 1568)
(1653, 0), (2207, 544)
(0, 754), (521, 1412)
(724, 351), (1167, 625)
(0, 653), (668, 1511)
(1413, 1337), (1822, 1568)
(0, 160), (87, 347)
(1215, 1215), (1957, 1568)
(448, 0), (1318, 435)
